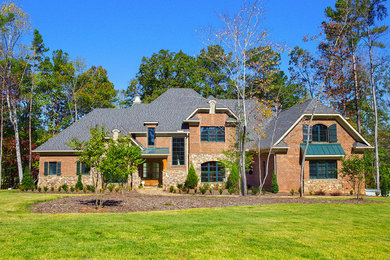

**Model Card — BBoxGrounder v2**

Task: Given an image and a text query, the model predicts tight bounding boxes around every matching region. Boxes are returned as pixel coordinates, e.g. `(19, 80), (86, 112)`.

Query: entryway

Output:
(139, 159), (162, 186)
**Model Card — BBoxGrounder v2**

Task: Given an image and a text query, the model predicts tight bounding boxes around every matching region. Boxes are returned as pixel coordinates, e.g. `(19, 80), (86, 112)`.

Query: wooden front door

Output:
(139, 160), (162, 186)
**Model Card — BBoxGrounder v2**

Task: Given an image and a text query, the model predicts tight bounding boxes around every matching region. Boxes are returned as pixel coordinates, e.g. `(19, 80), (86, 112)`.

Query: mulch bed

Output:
(30, 192), (381, 213)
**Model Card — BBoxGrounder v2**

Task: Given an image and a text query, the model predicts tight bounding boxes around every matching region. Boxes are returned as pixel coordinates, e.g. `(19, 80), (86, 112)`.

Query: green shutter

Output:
(303, 124), (312, 142)
(77, 161), (80, 175)
(44, 162), (48, 176)
(57, 162), (61, 176)
(329, 124), (337, 142)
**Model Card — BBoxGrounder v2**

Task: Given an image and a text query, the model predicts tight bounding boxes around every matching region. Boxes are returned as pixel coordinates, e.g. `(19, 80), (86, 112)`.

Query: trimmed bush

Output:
(21, 167), (35, 191)
(115, 187), (120, 193)
(227, 166), (240, 193)
(271, 172), (279, 193)
(37, 187), (41, 192)
(50, 187), (54, 192)
(290, 189), (295, 196)
(43, 186), (48, 193)
(252, 187), (259, 195)
(185, 164), (199, 189)
(219, 188), (223, 195)
(70, 187), (75, 193)
(169, 185), (174, 193)
(108, 184), (115, 192)
(62, 184), (68, 192)
(75, 173), (83, 191)
(380, 175), (389, 197)
(200, 186), (206, 195)
(58, 186), (62, 192)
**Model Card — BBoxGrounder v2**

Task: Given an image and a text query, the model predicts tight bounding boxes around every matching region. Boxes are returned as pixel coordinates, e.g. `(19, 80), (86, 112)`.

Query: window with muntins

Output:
(148, 128), (155, 146)
(77, 161), (90, 175)
(201, 127), (225, 142)
(312, 124), (328, 142)
(44, 162), (61, 176)
(201, 161), (225, 182)
(172, 137), (185, 166)
(309, 160), (337, 179)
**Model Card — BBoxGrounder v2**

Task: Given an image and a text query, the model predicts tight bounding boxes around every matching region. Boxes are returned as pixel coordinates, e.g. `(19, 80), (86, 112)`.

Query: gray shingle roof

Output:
(35, 88), (240, 152)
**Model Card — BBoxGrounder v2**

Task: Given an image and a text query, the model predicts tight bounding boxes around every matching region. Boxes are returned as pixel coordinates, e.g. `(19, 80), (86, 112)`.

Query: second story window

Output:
(148, 128), (155, 146)
(303, 123), (338, 143)
(312, 124), (328, 142)
(201, 126), (225, 142)
(172, 137), (185, 166)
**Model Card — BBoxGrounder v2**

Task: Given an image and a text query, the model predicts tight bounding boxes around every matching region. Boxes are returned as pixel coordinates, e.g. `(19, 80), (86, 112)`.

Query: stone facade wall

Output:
(38, 175), (94, 189)
(190, 153), (230, 185)
(162, 169), (187, 189)
(275, 118), (361, 193)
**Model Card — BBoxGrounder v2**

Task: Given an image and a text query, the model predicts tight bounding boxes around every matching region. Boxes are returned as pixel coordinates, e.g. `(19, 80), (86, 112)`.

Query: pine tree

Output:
(21, 167), (35, 190)
(185, 164), (199, 189)
(271, 172), (279, 193)
(75, 173), (83, 191)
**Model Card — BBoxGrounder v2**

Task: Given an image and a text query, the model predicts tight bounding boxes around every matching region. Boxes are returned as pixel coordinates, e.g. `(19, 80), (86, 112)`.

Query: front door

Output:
(139, 160), (162, 186)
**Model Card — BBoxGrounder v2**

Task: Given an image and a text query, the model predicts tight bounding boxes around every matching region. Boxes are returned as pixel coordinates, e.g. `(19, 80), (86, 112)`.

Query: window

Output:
(312, 124), (328, 142)
(309, 160), (337, 179)
(172, 137), (185, 166)
(103, 171), (128, 183)
(201, 161), (225, 182)
(44, 162), (61, 176)
(148, 128), (155, 146)
(201, 127), (225, 142)
(77, 161), (90, 175)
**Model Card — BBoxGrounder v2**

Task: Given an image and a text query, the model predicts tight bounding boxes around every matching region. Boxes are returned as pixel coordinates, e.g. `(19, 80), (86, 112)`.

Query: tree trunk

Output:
(351, 49), (361, 134)
(29, 55), (36, 171)
(0, 92), (3, 188)
(367, 30), (380, 190)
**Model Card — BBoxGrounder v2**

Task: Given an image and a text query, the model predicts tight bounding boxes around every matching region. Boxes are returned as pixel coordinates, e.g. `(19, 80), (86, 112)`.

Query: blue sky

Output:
(17, 0), (388, 91)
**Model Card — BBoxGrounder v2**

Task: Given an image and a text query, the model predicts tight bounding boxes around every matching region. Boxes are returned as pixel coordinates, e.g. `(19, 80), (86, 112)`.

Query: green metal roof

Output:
(300, 143), (345, 156)
(142, 147), (169, 155)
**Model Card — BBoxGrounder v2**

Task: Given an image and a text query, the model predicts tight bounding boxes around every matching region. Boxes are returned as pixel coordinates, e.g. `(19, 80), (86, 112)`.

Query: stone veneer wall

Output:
(38, 175), (94, 189)
(190, 153), (230, 185)
(304, 178), (345, 194)
(162, 170), (187, 189)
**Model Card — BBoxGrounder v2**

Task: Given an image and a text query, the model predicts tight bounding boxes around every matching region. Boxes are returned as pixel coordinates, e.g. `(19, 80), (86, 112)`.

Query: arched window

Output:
(201, 161), (225, 182)
(312, 124), (328, 142)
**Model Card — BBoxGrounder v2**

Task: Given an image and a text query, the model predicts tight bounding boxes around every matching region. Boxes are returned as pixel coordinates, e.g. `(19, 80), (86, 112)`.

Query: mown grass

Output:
(0, 190), (389, 259)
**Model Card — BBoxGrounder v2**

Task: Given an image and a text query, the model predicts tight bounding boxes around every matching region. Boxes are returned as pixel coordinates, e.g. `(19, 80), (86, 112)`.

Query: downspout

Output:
(186, 132), (189, 174)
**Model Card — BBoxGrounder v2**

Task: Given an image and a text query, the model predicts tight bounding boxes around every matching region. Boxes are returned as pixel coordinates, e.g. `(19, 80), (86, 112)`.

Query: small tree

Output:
(339, 155), (369, 199)
(271, 172), (279, 194)
(185, 164), (199, 189)
(75, 173), (83, 191)
(21, 167), (35, 191)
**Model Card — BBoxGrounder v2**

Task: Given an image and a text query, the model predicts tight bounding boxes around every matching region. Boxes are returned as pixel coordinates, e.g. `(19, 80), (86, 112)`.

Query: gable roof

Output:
(34, 88), (241, 152)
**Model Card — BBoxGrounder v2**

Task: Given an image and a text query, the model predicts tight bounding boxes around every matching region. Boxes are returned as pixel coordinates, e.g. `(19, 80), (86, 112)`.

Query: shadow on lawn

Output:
(80, 199), (122, 207)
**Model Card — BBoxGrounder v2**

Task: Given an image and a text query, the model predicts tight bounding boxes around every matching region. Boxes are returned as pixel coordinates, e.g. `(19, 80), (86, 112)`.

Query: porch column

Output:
(162, 158), (167, 171)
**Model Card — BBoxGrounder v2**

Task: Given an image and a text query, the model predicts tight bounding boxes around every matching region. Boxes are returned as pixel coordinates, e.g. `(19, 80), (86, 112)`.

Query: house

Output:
(34, 88), (373, 193)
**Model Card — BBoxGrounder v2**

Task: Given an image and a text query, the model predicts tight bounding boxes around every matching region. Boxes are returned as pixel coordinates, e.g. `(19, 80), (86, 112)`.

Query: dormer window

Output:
(312, 124), (328, 142)
(148, 128), (155, 146)
(201, 126), (225, 142)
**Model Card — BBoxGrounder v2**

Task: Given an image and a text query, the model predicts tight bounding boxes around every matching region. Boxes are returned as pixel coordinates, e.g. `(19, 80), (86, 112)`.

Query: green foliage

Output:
(177, 183), (183, 190)
(185, 164), (199, 189)
(290, 189), (295, 196)
(209, 187), (213, 194)
(75, 173), (83, 191)
(83, 187), (87, 193)
(169, 186), (174, 193)
(50, 187), (54, 192)
(43, 186), (48, 193)
(21, 167), (35, 191)
(108, 184), (115, 192)
(200, 186), (207, 195)
(380, 175), (389, 197)
(227, 166), (240, 194)
(115, 187), (120, 193)
(271, 172), (279, 193)
(87, 185), (95, 193)
(219, 188), (223, 195)
(252, 187), (259, 195)
(62, 184), (68, 192)
(58, 186), (62, 192)
(228, 187), (234, 195)
(262, 189), (266, 195)
(37, 187), (41, 192)
(70, 187), (75, 193)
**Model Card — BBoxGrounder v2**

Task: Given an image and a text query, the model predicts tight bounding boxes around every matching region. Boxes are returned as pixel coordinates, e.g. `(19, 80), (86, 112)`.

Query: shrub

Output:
(75, 173), (83, 191)
(173, 189), (177, 193)
(350, 190), (354, 196)
(37, 187), (41, 192)
(252, 187), (259, 195)
(271, 172), (279, 193)
(314, 190), (326, 196)
(185, 164), (199, 189)
(209, 187), (213, 194)
(227, 166), (240, 194)
(169, 185), (174, 193)
(200, 186), (206, 195)
(70, 187), (75, 193)
(50, 187), (54, 192)
(262, 188), (266, 195)
(330, 191), (341, 196)
(108, 184), (115, 192)
(115, 187), (120, 193)
(177, 183), (184, 193)
(62, 184), (69, 192)
(380, 175), (389, 197)
(21, 167), (35, 191)
(290, 189), (295, 196)
(194, 188), (197, 194)
(298, 187), (302, 196)
(202, 183), (210, 191)
(89, 185), (96, 193)
(138, 185), (143, 189)
(228, 187), (234, 195)
(219, 188), (223, 195)
(43, 186), (48, 193)
(158, 184), (162, 188)
(58, 186), (62, 192)
(309, 190), (313, 196)
(83, 187), (87, 193)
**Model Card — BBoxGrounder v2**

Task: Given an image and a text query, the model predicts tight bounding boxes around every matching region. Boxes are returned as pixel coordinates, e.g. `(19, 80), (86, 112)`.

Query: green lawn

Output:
(1, 190), (389, 259)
